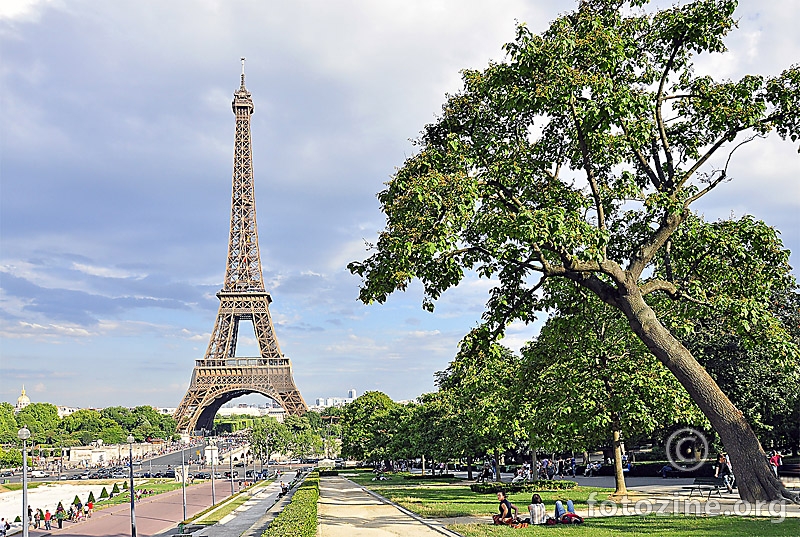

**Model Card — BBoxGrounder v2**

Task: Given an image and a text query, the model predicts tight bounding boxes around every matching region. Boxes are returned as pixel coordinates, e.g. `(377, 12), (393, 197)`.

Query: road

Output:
(24, 480), (231, 537)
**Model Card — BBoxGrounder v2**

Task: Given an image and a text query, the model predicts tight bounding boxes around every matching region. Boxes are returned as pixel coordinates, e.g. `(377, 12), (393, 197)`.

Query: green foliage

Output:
(73, 495), (81, 506)
(340, 391), (404, 462)
(0, 446), (23, 467)
(262, 471), (319, 537)
(470, 481), (577, 493)
(16, 402), (60, 444)
(435, 341), (524, 462)
(521, 280), (706, 453)
(111, 483), (120, 495)
(99, 487), (109, 500)
(0, 402), (18, 444)
(249, 416), (291, 462)
(122, 480), (128, 490)
(87, 491), (95, 503)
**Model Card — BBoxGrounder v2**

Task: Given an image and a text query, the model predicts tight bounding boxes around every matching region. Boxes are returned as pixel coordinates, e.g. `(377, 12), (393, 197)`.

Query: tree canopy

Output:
(349, 0), (799, 502)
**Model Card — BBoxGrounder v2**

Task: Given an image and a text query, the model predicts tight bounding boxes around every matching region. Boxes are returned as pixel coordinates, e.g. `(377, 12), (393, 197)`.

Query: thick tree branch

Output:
(628, 211), (685, 279)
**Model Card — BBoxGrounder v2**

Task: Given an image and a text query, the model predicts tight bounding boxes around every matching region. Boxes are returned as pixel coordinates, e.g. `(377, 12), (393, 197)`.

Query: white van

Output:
(30, 470), (49, 478)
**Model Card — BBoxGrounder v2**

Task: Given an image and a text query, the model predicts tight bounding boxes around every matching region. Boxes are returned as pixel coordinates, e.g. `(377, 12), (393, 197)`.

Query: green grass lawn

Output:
(451, 515), (800, 536)
(347, 469), (799, 535)
(346, 469), (610, 518)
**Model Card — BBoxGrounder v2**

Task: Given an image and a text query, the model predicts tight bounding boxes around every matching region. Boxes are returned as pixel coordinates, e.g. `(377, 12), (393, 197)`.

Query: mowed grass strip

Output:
(451, 514), (800, 536)
(349, 469), (610, 518)
(351, 469), (799, 535)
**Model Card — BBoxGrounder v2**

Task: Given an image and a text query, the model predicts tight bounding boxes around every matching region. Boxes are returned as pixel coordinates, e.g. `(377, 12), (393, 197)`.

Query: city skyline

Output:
(2, 0), (799, 409)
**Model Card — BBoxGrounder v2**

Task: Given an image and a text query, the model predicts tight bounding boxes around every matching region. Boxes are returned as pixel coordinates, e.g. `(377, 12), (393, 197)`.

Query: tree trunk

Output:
(617, 284), (798, 502)
(611, 418), (627, 497)
(495, 449), (501, 482)
(422, 454), (426, 476)
(467, 455), (474, 480)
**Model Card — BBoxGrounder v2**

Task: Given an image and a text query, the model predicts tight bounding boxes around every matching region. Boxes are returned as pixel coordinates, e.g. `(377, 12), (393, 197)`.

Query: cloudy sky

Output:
(1, 0), (798, 410)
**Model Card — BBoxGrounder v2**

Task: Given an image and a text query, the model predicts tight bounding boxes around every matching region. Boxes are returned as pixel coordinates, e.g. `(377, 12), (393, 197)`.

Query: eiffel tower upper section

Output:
(225, 60), (264, 293)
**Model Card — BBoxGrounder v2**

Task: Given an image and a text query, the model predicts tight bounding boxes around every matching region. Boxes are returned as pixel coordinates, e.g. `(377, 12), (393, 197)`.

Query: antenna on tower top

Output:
(240, 57), (246, 87)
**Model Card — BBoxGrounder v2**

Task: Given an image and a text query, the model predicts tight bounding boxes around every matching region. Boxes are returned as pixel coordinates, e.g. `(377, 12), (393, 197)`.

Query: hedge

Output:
(319, 470), (339, 477)
(403, 473), (456, 480)
(262, 471), (319, 537)
(470, 480), (577, 494)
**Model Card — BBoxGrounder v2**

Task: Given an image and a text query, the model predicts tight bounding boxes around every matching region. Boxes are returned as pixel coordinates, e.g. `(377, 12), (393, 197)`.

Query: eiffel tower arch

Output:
(174, 60), (307, 435)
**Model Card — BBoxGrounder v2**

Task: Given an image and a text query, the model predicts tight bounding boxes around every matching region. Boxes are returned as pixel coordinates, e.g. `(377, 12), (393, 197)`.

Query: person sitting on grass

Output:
(492, 491), (519, 525)
(528, 493), (548, 525)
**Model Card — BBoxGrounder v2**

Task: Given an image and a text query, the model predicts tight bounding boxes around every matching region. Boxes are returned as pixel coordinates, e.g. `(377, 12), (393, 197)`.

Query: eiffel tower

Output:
(174, 59), (307, 434)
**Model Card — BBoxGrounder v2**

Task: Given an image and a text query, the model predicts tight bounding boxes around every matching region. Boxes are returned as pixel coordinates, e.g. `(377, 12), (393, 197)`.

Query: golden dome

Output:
(16, 386), (30, 408)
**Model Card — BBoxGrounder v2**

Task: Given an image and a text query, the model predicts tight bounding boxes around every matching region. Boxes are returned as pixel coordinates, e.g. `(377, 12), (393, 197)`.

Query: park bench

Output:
(683, 477), (726, 499)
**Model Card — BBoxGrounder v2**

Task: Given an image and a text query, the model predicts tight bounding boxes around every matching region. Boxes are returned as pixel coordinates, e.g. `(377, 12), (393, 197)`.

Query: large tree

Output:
(349, 0), (800, 501)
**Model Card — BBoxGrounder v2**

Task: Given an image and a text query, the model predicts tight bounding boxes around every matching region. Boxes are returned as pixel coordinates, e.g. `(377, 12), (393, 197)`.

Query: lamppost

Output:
(179, 443), (187, 521)
(18, 426), (30, 537)
(229, 450), (234, 496)
(209, 438), (216, 506)
(127, 434), (137, 537)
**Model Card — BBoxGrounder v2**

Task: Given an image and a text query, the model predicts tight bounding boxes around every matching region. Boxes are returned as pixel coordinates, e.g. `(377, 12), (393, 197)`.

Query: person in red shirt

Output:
(87, 500), (93, 518)
(43, 510), (52, 531)
(769, 451), (783, 477)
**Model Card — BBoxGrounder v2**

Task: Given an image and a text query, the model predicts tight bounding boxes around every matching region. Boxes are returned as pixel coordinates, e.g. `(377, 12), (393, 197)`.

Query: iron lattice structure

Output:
(174, 62), (307, 434)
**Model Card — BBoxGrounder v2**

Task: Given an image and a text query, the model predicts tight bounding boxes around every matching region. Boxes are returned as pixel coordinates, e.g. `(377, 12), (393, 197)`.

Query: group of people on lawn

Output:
(493, 491), (583, 527)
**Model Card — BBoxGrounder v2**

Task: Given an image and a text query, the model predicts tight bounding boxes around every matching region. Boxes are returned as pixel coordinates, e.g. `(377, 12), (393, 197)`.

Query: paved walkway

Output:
(9, 481), (232, 536)
(191, 481), (282, 537)
(318, 475), (458, 537)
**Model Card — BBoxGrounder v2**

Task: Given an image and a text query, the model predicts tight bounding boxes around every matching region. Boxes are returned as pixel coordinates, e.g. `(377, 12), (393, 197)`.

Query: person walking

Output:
(55, 504), (66, 529)
(44, 509), (52, 530)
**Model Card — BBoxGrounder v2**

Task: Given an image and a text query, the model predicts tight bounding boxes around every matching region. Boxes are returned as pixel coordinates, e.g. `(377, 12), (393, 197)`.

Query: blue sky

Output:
(1, 0), (798, 409)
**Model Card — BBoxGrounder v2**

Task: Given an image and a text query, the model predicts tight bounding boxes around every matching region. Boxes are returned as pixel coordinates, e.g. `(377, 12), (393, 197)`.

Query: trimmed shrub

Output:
(73, 495), (81, 506)
(263, 471), (319, 537)
(99, 487), (109, 500)
(319, 470), (339, 477)
(122, 480), (128, 490)
(403, 473), (456, 480)
(87, 491), (96, 503)
(111, 483), (120, 495)
(470, 480), (577, 494)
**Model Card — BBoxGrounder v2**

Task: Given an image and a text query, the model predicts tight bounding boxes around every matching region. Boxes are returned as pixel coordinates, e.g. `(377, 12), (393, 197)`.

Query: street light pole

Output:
(229, 449), (234, 496)
(18, 426), (30, 537)
(181, 444), (187, 522)
(127, 435), (137, 537)
(210, 438), (216, 506)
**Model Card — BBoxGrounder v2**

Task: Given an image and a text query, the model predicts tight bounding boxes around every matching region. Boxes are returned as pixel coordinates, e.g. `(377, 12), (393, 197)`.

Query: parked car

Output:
(30, 470), (49, 478)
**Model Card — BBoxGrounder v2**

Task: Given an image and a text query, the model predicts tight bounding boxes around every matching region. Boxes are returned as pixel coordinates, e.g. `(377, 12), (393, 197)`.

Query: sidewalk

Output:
(191, 481), (282, 537)
(318, 475), (458, 537)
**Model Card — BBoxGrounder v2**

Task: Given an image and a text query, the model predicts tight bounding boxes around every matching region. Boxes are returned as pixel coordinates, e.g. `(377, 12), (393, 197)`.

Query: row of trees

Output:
(346, 0), (800, 503)
(340, 279), (799, 496)
(0, 402), (178, 447)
